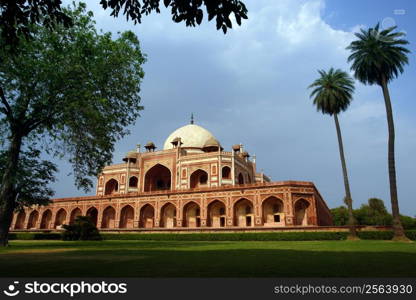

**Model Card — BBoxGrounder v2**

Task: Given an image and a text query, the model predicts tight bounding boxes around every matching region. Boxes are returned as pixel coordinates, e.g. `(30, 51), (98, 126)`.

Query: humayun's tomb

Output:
(11, 120), (332, 231)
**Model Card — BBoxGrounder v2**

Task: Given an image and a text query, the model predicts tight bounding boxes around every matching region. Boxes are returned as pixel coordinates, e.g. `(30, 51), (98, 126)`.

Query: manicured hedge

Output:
(101, 231), (416, 241)
(101, 231), (348, 241)
(8, 232), (61, 240)
(8, 230), (416, 241)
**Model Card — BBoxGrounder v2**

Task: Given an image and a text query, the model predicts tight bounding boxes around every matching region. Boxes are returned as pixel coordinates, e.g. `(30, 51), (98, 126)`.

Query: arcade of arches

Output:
(11, 191), (330, 230)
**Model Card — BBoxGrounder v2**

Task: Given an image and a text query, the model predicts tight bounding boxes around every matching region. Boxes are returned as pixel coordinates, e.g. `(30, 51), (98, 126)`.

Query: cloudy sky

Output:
(56, 0), (415, 216)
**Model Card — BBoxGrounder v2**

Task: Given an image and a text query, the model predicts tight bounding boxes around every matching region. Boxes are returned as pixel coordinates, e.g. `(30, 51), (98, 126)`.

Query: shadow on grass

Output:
(1, 244), (415, 277)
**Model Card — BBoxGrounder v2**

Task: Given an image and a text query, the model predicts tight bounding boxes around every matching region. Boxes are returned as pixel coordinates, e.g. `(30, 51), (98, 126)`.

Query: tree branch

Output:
(0, 86), (13, 119)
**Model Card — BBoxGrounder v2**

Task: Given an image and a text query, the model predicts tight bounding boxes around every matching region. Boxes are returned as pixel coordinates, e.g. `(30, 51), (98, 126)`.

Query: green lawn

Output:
(0, 240), (415, 277)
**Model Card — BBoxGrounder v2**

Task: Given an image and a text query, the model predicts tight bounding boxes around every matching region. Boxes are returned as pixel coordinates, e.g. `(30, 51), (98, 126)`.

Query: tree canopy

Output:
(347, 24), (410, 86)
(0, 148), (57, 210)
(0, 3), (146, 190)
(0, 3), (146, 245)
(308, 68), (355, 116)
(0, 0), (248, 48)
(330, 198), (416, 229)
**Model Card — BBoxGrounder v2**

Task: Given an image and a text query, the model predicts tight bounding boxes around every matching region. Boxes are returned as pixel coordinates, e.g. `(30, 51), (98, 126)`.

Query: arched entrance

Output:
(101, 206), (116, 228)
(129, 176), (138, 188)
(222, 166), (231, 179)
(207, 200), (226, 227)
(262, 196), (285, 226)
(69, 208), (82, 224)
(144, 164), (171, 192)
(190, 169), (208, 188)
(139, 204), (155, 228)
(27, 210), (39, 229)
(119, 205), (134, 228)
(238, 173), (244, 185)
(40, 210), (52, 229)
(182, 201), (200, 227)
(86, 207), (98, 226)
(160, 203), (176, 228)
(294, 199), (310, 226)
(105, 179), (119, 195)
(14, 211), (26, 229)
(54, 208), (67, 228)
(233, 198), (253, 227)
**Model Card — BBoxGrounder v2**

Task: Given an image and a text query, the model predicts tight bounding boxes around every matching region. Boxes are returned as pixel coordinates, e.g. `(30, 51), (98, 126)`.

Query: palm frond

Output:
(307, 68), (355, 115)
(346, 24), (410, 85)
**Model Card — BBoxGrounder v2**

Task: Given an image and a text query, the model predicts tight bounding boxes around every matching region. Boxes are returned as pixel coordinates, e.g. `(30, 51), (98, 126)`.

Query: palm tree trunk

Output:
(0, 134), (22, 247)
(333, 114), (357, 239)
(380, 76), (407, 241)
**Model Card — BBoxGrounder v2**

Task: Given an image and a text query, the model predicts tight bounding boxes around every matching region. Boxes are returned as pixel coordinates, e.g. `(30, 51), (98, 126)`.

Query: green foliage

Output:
(330, 206), (349, 226)
(354, 198), (393, 226)
(101, 232), (349, 241)
(347, 24), (410, 86)
(8, 233), (61, 240)
(400, 215), (416, 230)
(0, 2), (146, 191)
(8, 230), (416, 241)
(331, 198), (416, 229)
(1, 0), (248, 49)
(308, 68), (355, 116)
(62, 216), (101, 241)
(368, 197), (388, 213)
(0, 0), (73, 49)
(99, 231), (416, 241)
(0, 148), (57, 209)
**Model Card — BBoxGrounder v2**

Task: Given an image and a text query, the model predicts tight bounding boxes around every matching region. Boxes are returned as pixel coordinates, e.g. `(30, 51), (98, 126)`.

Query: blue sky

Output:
(55, 0), (415, 216)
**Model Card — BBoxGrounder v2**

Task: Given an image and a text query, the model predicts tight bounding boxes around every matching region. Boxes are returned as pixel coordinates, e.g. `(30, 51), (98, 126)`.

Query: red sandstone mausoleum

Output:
(11, 121), (332, 231)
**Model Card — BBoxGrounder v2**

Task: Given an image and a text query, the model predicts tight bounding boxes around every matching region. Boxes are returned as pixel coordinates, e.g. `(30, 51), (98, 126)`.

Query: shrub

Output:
(9, 230), (416, 241)
(101, 232), (348, 241)
(62, 216), (101, 241)
(8, 233), (61, 240)
(400, 215), (416, 230)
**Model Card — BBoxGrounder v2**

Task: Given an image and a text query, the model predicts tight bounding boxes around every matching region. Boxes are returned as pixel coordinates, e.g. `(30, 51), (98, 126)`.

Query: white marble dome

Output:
(163, 124), (220, 150)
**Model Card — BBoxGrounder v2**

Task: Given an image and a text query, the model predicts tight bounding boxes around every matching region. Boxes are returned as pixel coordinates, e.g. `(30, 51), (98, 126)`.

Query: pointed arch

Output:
(105, 179), (119, 195)
(119, 205), (134, 228)
(233, 198), (253, 227)
(69, 207), (82, 224)
(139, 204), (155, 228)
(54, 208), (67, 228)
(294, 199), (311, 226)
(182, 201), (201, 227)
(160, 202), (176, 228)
(129, 176), (138, 188)
(27, 210), (39, 229)
(101, 206), (116, 228)
(40, 209), (52, 229)
(190, 169), (209, 188)
(207, 200), (226, 227)
(86, 207), (98, 226)
(144, 164), (171, 192)
(262, 196), (285, 226)
(222, 166), (231, 179)
(14, 211), (26, 229)
(238, 173), (244, 185)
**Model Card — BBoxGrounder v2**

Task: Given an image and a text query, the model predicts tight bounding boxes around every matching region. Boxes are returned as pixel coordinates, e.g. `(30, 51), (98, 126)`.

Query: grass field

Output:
(0, 240), (415, 277)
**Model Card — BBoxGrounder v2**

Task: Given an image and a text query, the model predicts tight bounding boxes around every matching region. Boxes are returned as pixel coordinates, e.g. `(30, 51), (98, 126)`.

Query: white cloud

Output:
(54, 0), (415, 215)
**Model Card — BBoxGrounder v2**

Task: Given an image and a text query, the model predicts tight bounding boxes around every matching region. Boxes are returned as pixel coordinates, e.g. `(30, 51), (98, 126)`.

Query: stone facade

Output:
(11, 123), (333, 231)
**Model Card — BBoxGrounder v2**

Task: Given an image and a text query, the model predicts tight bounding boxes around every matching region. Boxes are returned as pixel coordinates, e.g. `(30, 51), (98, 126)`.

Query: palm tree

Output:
(347, 24), (410, 241)
(308, 68), (358, 239)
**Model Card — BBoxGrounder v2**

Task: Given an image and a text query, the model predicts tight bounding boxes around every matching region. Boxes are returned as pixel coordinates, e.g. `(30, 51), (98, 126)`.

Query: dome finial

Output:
(190, 113), (194, 124)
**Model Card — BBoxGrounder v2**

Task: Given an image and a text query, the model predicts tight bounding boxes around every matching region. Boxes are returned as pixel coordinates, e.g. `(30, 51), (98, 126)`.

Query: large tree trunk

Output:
(380, 77), (408, 241)
(0, 134), (22, 247)
(333, 114), (358, 239)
